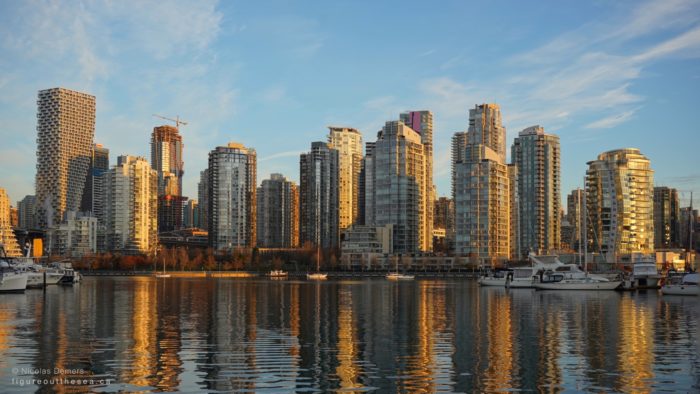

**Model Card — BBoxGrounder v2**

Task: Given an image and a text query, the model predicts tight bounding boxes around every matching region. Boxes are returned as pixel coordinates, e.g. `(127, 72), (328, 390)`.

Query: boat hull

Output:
(534, 281), (622, 290)
(478, 277), (505, 286)
(0, 273), (28, 292)
(387, 274), (414, 280)
(661, 285), (699, 296)
(307, 273), (328, 280)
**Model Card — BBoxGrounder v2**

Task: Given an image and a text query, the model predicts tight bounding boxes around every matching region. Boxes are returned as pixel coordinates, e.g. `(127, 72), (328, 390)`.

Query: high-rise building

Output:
(511, 125), (561, 256)
(256, 173), (299, 248)
(0, 188), (22, 257)
(197, 169), (209, 232)
(508, 164), (520, 259)
(454, 104), (510, 266)
(364, 120), (432, 253)
(466, 104), (506, 162)
(9, 207), (18, 228)
(327, 127), (362, 230)
(400, 111), (434, 252)
(103, 156), (158, 254)
(586, 149), (654, 260)
(183, 199), (199, 228)
(300, 142), (339, 249)
(17, 195), (37, 230)
(679, 206), (698, 251)
(151, 125), (185, 232)
(434, 197), (455, 252)
(566, 189), (585, 252)
(362, 142), (376, 226)
(35, 87), (96, 229)
(80, 143), (109, 213)
(451, 131), (468, 201)
(653, 187), (680, 249)
(208, 142), (257, 251)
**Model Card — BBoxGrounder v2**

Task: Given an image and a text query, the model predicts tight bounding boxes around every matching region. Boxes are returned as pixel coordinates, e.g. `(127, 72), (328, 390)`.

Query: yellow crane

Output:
(152, 114), (189, 129)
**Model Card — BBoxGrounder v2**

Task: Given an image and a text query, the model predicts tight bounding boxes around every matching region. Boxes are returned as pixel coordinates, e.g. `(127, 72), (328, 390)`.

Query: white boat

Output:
(624, 254), (662, 289)
(478, 255), (563, 288)
(386, 273), (415, 280)
(154, 250), (170, 278)
(532, 256), (622, 291)
(12, 260), (64, 288)
(268, 270), (288, 278)
(661, 273), (699, 296)
(0, 260), (28, 292)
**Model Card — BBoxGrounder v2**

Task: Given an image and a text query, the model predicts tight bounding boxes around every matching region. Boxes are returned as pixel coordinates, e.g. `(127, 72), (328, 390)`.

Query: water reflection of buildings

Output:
(335, 287), (363, 392)
(616, 295), (654, 393)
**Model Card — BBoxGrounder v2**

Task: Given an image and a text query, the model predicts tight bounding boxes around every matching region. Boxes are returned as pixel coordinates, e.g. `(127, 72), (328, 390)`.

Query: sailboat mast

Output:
(583, 177), (588, 273)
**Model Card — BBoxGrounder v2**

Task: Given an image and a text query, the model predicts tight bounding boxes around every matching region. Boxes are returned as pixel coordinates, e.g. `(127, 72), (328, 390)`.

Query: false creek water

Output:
(0, 277), (698, 392)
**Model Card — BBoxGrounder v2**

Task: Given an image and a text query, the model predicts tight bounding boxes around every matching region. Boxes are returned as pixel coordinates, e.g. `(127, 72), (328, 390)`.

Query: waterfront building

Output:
(511, 125), (561, 256)
(653, 186), (680, 249)
(508, 164), (520, 259)
(434, 197), (454, 252)
(0, 187), (22, 257)
(197, 169), (209, 232)
(400, 111), (435, 252)
(48, 211), (97, 257)
(257, 173), (299, 248)
(454, 104), (510, 266)
(340, 224), (393, 270)
(80, 143), (109, 213)
(17, 195), (37, 230)
(151, 125), (185, 232)
(183, 199), (198, 228)
(585, 149), (654, 260)
(103, 156), (158, 254)
(208, 142), (257, 251)
(361, 142), (376, 226)
(451, 131), (468, 201)
(328, 127), (363, 230)
(566, 189), (585, 252)
(299, 142), (339, 249)
(364, 119), (432, 253)
(35, 87), (96, 229)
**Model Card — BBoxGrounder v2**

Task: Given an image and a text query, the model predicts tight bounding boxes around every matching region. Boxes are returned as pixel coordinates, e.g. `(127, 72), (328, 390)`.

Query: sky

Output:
(0, 0), (699, 208)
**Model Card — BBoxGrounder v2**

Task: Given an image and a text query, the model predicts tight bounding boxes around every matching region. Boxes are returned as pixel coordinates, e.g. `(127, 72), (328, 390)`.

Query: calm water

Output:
(0, 277), (698, 393)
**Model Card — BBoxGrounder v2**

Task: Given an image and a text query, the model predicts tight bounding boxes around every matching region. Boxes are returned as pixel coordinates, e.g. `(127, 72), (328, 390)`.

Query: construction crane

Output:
(153, 114), (189, 129)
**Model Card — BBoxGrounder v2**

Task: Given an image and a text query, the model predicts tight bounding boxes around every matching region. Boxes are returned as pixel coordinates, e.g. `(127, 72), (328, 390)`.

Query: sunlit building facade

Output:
(328, 127), (363, 231)
(35, 87), (96, 229)
(208, 143), (257, 251)
(364, 120), (432, 253)
(511, 125), (560, 256)
(104, 156), (158, 254)
(151, 125), (185, 232)
(257, 173), (299, 248)
(455, 104), (510, 265)
(586, 148), (654, 260)
(299, 142), (339, 249)
(653, 186), (680, 249)
(0, 188), (22, 257)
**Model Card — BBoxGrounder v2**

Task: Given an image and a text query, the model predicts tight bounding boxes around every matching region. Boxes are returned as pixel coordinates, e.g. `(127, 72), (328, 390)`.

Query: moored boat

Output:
(0, 260), (28, 292)
(386, 273), (414, 280)
(660, 273), (699, 296)
(268, 270), (288, 278)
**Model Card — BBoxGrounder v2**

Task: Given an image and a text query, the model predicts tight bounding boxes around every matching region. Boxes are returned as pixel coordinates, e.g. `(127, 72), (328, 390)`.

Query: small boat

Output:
(0, 260), (28, 292)
(629, 254), (662, 289)
(661, 272), (699, 296)
(532, 257), (622, 291)
(268, 270), (288, 278)
(386, 272), (415, 280)
(307, 247), (327, 280)
(154, 250), (170, 278)
(478, 255), (562, 288)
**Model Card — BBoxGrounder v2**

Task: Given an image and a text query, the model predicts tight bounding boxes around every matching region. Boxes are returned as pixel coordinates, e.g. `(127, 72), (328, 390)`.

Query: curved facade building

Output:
(585, 148), (654, 260)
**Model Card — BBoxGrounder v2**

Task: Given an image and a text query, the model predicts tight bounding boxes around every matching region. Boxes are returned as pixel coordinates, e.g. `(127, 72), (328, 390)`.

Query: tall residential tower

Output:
(35, 87), (96, 228)
(327, 127), (362, 231)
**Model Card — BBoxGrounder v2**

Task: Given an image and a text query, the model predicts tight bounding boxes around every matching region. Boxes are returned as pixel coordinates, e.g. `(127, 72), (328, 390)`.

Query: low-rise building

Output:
(340, 225), (393, 270)
(49, 211), (98, 257)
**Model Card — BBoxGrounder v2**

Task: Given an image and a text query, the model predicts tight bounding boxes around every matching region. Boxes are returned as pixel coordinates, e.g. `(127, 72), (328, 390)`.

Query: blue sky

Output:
(1, 0), (699, 207)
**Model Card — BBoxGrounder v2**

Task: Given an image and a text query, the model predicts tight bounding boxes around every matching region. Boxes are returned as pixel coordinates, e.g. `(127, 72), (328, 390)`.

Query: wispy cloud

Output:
(258, 150), (303, 162)
(585, 109), (638, 129)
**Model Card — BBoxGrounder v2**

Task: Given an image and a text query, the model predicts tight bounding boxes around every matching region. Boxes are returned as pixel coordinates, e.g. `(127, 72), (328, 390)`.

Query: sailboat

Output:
(533, 182), (621, 291)
(155, 248), (170, 278)
(307, 246), (327, 280)
(386, 255), (414, 280)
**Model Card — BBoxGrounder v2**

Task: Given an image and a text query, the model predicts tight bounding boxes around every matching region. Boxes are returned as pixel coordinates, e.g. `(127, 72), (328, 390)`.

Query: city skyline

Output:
(0, 0), (698, 206)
